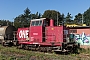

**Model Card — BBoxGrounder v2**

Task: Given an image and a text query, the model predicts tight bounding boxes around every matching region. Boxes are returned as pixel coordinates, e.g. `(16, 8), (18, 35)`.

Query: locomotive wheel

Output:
(17, 44), (24, 49)
(9, 42), (13, 47)
(39, 47), (43, 52)
(39, 47), (52, 52)
(24, 45), (29, 50)
(1, 42), (5, 46)
(17, 44), (21, 49)
(1, 40), (5, 46)
(46, 47), (52, 53)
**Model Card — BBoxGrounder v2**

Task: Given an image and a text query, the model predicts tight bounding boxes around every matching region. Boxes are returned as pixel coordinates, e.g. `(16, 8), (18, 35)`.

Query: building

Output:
(69, 26), (90, 46)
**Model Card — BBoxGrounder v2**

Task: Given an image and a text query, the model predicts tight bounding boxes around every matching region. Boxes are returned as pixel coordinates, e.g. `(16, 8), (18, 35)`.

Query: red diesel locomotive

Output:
(17, 18), (79, 53)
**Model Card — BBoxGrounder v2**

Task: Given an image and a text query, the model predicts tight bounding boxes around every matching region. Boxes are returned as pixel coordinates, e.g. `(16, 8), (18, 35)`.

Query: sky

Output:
(0, 0), (90, 22)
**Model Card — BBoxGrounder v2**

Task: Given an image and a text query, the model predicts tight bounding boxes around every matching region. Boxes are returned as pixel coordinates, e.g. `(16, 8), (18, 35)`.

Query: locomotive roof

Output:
(31, 18), (49, 21)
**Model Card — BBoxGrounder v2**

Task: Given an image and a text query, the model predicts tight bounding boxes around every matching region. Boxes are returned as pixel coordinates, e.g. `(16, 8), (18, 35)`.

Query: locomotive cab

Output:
(30, 18), (69, 45)
(29, 18), (50, 43)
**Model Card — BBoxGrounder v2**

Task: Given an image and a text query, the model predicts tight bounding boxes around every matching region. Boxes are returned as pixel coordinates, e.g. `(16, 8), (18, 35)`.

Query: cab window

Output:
(31, 21), (35, 26)
(36, 21), (39, 26)
(38, 20), (42, 26)
(31, 20), (42, 26)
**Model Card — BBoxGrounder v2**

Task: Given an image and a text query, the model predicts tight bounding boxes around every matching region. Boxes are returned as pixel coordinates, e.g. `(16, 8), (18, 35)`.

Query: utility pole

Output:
(13, 22), (14, 26)
(82, 14), (83, 25)
(57, 12), (58, 26)
(13, 18), (14, 26)
(7, 21), (8, 26)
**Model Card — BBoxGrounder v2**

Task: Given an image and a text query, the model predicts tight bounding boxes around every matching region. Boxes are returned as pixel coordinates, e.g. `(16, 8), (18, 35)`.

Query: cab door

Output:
(29, 19), (43, 43)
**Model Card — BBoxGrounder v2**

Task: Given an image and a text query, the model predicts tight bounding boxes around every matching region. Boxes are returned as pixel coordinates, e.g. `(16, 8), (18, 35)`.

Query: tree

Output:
(84, 7), (90, 26)
(31, 12), (41, 19)
(14, 7), (42, 29)
(65, 12), (73, 24)
(61, 13), (65, 25)
(42, 10), (63, 26)
(35, 12), (41, 19)
(14, 7), (31, 29)
(0, 20), (12, 26)
(74, 13), (82, 24)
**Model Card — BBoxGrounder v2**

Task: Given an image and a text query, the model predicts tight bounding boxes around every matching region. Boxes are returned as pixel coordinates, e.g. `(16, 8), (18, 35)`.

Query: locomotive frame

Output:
(16, 18), (79, 53)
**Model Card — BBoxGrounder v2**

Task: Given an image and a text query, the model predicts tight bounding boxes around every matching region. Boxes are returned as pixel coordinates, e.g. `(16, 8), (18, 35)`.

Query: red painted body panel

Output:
(45, 26), (63, 43)
(29, 26), (43, 43)
(17, 28), (29, 43)
(18, 41), (61, 46)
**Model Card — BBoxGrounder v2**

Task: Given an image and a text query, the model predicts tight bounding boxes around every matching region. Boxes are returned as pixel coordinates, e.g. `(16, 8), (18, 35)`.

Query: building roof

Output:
(69, 26), (90, 29)
(66, 24), (87, 27)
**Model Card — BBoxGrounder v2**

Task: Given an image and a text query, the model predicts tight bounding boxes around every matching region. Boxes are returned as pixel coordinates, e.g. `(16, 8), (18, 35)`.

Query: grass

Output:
(0, 45), (90, 60)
